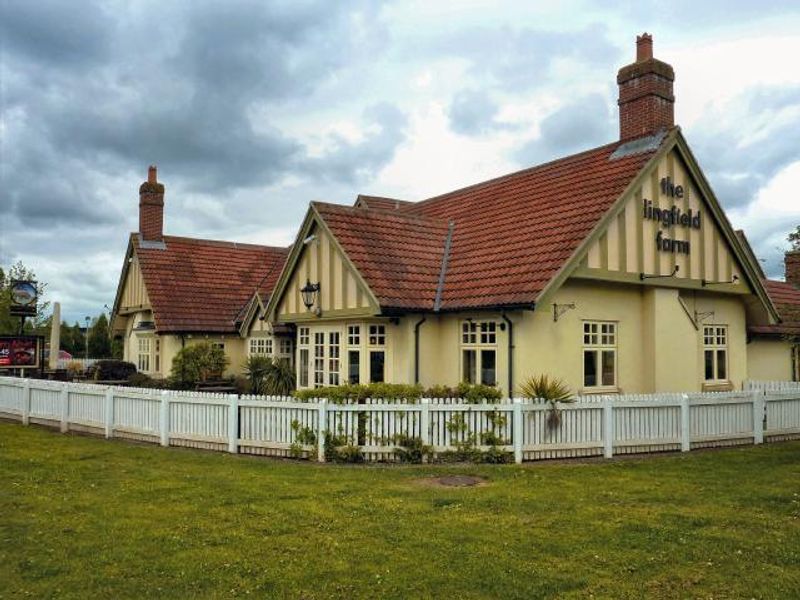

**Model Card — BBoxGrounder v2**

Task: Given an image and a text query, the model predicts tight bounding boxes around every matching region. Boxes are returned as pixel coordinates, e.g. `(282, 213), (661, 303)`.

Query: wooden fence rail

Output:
(1, 376), (799, 463)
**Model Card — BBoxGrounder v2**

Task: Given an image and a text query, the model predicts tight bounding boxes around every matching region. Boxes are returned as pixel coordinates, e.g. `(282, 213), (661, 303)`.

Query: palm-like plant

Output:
(264, 358), (296, 396)
(243, 355), (272, 395)
(518, 374), (574, 429)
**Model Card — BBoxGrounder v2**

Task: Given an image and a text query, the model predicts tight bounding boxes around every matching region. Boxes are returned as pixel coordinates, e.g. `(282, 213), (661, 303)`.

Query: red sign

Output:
(0, 336), (42, 369)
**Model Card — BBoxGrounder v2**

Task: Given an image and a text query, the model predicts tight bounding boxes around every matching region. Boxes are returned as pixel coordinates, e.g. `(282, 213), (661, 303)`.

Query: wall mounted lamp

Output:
(300, 279), (320, 310)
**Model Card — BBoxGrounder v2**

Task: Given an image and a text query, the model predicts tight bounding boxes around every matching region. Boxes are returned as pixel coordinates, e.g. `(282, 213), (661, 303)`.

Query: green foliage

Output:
(392, 434), (432, 463)
(323, 432), (364, 463)
(294, 383), (423, 403)
(289, 420), (317, 459)
(126, 372), (162, 388)
(90, 360), (137, 382)
(789, 225), (800, 251)
(87, 314), (112, 358)
(59, 321), (84, 357)
(243, 355), (272, 394)
(170, 342), (229, 387)
(518, 374), (574, 430)
(438, 411), (512, 463)
(292, 382), (502, 403)
(424, 382), (503, 403)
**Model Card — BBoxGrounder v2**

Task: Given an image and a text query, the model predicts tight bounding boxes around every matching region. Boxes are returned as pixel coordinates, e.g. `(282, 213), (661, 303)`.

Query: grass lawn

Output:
(1, 422), (799, 599)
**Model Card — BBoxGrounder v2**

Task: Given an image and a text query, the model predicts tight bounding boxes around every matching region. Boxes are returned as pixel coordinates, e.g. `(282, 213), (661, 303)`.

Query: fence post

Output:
(680, 394), (691, 452)
(512, 398), (523, 464)
(21, 379), (31, 425)
(60, 387), (69, 433)
(160, 391), (169, 447)
(603, 396), (614, 459)
(752, 390), (765, 445)
(420, 398), (431, 461)
(317, 399), (327, 463)
(228, 394), (239, 454)
(104, 388), (114, 439)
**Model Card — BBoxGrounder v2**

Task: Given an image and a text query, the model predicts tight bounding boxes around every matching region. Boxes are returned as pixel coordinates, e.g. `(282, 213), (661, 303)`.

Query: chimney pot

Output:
(636, 33), (653, 61)
(148, 165), (157, 184)
(786, 251), (800, 288)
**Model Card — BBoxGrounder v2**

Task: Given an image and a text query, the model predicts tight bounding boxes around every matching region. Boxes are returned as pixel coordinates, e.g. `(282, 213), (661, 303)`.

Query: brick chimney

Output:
(139, 165), (164, 242)
(786, 251), (800, 288)
(617, 33), (675, 141)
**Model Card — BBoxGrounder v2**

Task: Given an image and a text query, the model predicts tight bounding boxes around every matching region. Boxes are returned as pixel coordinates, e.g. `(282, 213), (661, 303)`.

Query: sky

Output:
(1, 0), (799, 324)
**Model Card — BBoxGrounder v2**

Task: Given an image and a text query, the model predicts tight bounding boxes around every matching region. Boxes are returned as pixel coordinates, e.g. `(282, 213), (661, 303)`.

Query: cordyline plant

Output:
(518, 374), (574, 430)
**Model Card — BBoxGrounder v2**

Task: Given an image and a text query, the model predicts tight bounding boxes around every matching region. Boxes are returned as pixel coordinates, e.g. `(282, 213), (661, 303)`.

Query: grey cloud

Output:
(447, 89), (512, 136)
(430, 23), (618, 91)
(303, 103), (408, 185)
(514, 93), (615, 165)
(691, 85), (800, 209)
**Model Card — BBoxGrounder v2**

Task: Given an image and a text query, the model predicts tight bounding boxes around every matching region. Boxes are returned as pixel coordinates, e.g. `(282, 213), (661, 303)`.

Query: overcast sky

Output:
(2, 0), (799, 324)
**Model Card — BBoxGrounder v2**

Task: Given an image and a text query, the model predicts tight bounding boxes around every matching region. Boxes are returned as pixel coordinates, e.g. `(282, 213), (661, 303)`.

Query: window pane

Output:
(348, 350), (360, 384)
(601, 350), (615, 386)
(299, 349), (309, 387)
(369, 351), (385, 383)
(481, 350), (496, 386)
(704, 349), (714, 381)
(462, 350), (476, 383)
(716, 350), (727, 380)
(583, 351), (597, 387)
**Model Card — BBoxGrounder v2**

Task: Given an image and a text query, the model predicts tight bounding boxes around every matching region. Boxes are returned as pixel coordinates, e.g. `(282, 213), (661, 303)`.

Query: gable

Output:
(274, 219), (378, 322)
(574, 146), (752, 294)
(118, 252), (151, 313)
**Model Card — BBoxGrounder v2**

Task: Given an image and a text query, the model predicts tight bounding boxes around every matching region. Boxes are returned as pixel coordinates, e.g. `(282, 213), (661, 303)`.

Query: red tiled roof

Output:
(314, 203), (450, 309)
(132, 234), (288, 333)
(753, 279), (800, 337)
(315, 134), (665, 310)
(354, 195), (413, 211)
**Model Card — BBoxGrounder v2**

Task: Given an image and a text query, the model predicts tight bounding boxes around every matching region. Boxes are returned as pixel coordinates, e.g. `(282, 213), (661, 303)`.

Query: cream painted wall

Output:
(748, 340), (795, 381)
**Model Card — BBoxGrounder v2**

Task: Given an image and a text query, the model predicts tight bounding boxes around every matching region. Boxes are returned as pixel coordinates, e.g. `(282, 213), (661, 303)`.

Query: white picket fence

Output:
(1, 376), (799, 463)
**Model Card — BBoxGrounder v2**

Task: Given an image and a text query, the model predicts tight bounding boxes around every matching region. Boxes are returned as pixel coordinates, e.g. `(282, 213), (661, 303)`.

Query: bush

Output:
(126, 372), (162, 388)
(89, 360), (136, 381)
(294, 383), (423, 403)
(66, 361), (85, 379)
(392, 434), (431, 463)
(170, 342), (229, 388)
(423, 382), (503, 403)
(518, 374), (574, 429)
(243, 355), (272, 394)
(264, 358), (295, 396)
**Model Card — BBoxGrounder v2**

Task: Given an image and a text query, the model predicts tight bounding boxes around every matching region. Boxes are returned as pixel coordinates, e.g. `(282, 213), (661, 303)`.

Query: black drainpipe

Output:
(414, 317), (427, 384)
(501, 313), (513, 398)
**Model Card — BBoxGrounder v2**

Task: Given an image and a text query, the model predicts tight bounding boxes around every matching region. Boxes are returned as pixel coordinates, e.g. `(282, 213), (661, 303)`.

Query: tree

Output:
(789, 226), (800, 251)
(0, 261), (51, 336)
(170, 342), (228, 387)
(88, 313), (112, 358)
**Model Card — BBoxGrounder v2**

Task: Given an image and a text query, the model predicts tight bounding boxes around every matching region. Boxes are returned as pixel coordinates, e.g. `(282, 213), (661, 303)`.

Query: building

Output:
(110, 166), (289, 378)
(110, 34), (798, 393)
(254, 34), (797, 395)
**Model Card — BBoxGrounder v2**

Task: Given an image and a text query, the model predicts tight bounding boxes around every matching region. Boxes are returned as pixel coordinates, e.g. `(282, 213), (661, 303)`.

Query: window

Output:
(703, 325), (728, 382)
(370, 350), (385, 383)
(369, 325), (386, 346)
(279, 339), (292, 356)
(348, 350), (360, 384)
(154, 338), (160, 373)
(328, 332), (340, 386)
(583, 321), (616, 389)
(299, 327), (310, 346)
(212, 341), (225, 352)
(137, 336), (151, 373)
(314, 332), (325, 388)
(460, 320), (497, 386)
(348, 325), (361, 346)
(249, 337), (272, 356)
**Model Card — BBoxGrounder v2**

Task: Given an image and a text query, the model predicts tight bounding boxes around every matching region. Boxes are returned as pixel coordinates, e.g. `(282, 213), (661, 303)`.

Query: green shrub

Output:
(264, 358), (295, 396)
(170, 342), (229, 388)
(423, 382), (502, 403)
(126, 372), (162, 388)
(294, 383), (422, 403)
(323, 432), (364, 463)
(90, 360), (137, 381)
(518, 374), (574, 429)
(392, 434), (431, 463)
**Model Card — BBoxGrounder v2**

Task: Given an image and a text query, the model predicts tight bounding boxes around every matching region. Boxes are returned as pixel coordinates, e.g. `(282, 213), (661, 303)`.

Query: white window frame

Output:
(582, 321), (617, 391)
(460, 320), (498, 386)
(137, 335), (152, 374)
(703, 325), (728, 383)
(248, 337), (272, 357)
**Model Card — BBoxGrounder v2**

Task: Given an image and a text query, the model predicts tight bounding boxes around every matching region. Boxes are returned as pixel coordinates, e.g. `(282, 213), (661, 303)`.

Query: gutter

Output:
(414, 317), (427, 384)
(501, 313), (514, 398)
